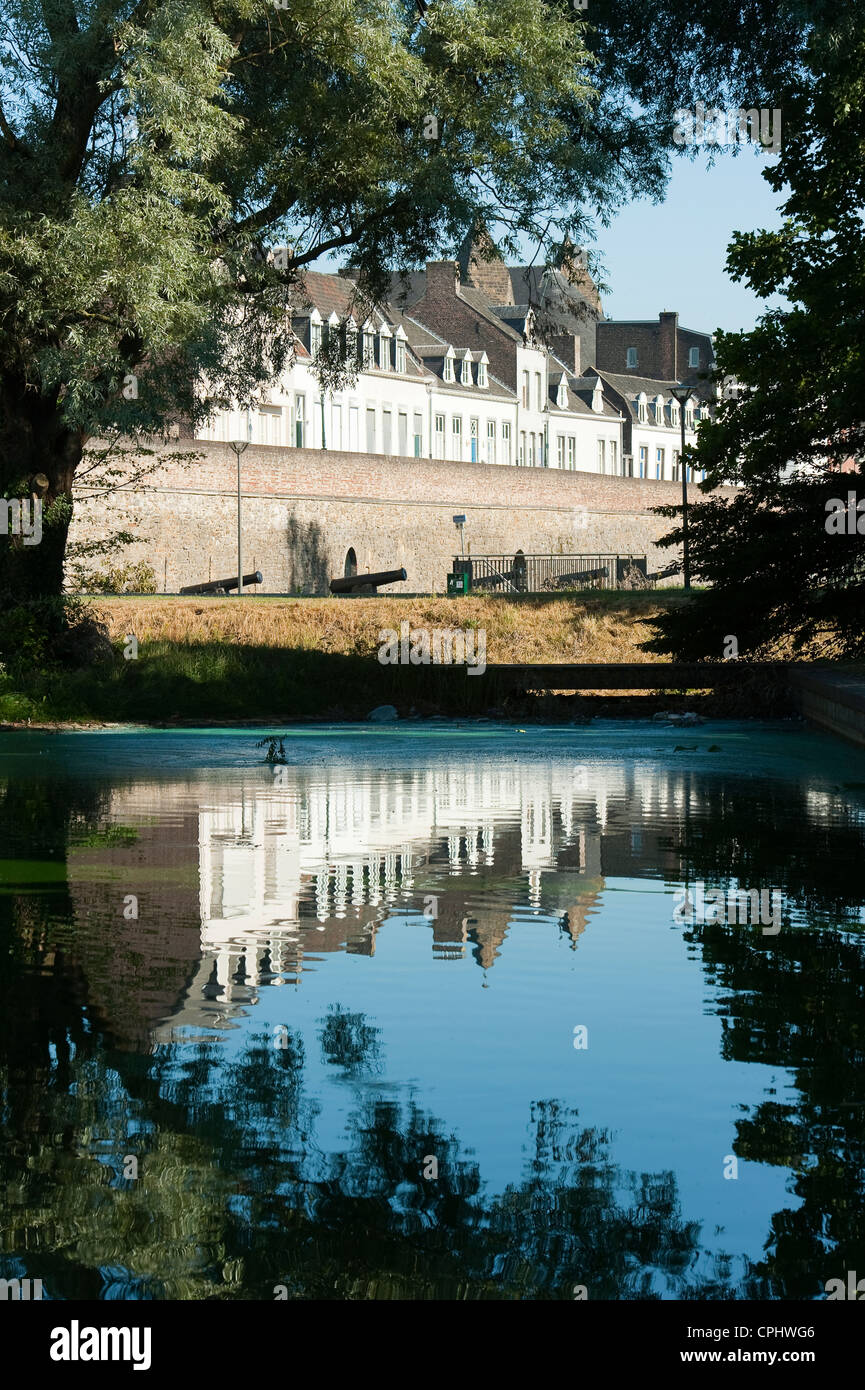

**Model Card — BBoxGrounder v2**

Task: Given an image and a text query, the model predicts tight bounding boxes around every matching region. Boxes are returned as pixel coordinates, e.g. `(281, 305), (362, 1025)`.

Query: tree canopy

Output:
(644, 1), (865, 661)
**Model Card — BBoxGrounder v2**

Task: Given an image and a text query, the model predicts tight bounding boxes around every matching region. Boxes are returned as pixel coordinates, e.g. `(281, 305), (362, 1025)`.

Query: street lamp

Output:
(453, 514), (467, 559)
(669, 384), (694, 590)
(229, 436), (250, 594)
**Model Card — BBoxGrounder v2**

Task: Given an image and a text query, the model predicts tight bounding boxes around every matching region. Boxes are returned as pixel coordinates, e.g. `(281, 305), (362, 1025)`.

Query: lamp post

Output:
(669, 384), (694, 590)
(453, 514), (467, 559)
(229, 436), (250, 594)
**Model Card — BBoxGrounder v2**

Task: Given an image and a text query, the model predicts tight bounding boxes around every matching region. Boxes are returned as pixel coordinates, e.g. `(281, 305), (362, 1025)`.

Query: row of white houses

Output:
(195, 267), (713, 482)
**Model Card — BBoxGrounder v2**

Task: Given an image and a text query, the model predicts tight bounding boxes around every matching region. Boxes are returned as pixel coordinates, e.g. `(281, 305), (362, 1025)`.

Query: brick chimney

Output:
(547, 332), (581, 375)
(659, 311), (678, 380)
(425, 260), (460, 298)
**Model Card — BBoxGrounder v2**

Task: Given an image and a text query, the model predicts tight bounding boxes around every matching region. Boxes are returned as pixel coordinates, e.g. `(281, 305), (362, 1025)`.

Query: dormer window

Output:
(460, 352), (473, 387)
(327, 311), (340, 346)
(685, 398), (696, 430)
(378, 324), (392, 371)
(626, 347), (638, 369)
(557, 377), (568, 409)
(477, 353), (489, 389)
(345, 317), (358, 359)
(362, 326), (375, 369)
(689, 346), (700, 368)
(443, 347), (456, 383)
(637, 393), (648, 424)
(670, 399), (680, 428)
(591, 378), (604, 414)
(310, 310), (323, 357)
(654, 395), (665, 425)
(394, 329), (407, 374)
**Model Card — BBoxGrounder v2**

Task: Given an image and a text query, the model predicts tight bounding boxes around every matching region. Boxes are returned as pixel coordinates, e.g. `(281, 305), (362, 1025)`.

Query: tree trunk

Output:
(0, 385), (83, 600)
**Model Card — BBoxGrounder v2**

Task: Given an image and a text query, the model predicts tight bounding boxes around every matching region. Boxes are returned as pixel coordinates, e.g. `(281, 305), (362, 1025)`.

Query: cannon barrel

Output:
(179, 570), (263, 595)
(330, 567), (407, 595)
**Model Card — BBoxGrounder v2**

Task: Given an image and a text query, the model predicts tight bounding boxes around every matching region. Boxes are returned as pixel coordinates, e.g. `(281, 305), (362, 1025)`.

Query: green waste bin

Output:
(447, 571), (469, 595)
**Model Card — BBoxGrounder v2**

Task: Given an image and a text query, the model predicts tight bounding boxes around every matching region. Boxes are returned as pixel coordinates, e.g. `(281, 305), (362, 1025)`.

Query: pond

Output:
(1, 721), (864, 1301)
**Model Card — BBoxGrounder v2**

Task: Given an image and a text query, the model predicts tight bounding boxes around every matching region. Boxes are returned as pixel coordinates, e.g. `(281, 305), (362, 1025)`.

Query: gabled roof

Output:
(293, 271), (385, 327)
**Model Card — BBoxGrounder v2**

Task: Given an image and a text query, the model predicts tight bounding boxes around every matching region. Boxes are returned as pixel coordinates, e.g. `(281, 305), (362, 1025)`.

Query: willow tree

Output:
(0, 0), (599, 601)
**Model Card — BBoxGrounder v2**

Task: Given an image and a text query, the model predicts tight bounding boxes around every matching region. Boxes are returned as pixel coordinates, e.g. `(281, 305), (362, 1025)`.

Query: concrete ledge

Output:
(788, 668), (865, 748)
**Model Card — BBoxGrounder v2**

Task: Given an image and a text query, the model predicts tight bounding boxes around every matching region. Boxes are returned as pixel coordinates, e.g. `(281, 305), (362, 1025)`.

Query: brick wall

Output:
(69, 441), (724, 595)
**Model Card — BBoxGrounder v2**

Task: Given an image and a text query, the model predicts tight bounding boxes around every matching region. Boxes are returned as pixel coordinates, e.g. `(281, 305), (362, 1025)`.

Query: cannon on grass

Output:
(180, 570), (263, 595)
(330, 567), (407, 596)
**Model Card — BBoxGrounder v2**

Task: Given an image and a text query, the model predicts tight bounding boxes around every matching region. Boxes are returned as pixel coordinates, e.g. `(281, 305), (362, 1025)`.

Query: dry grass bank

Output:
(92, 592), (683, 665)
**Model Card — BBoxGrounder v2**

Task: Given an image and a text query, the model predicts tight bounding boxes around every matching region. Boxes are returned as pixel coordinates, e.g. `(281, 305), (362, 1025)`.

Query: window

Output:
(637, 395), (648, 424)
(656, 447), (665, 479)
(557, 379), (568, 409)
(378, 330), (391, 371)
(521, 371), (529, 408)
(486, 419), (496, 464)
(395, 336), (406, 374)
(535, 373), (543, 411)
(260, 406), (282, 446)
(294, 394), (305, 447)
(557, 435), (565, 468)
(626, 346), (638, 368)
(443, 350), (455, 383)
(519, 430), (526, 465)
(689, 346), (700, 368)
(610, 440), (617, 474)
(672, 449), (680, 480)
(469, 417), (479, 462)
(366, 406), (376, 452)
(654, 396), (665, 425)
(597, 439), (606, 474)
(639, 445), (648, 477)
(567, 436), (576, 470)
(502, 422), (512, 465)
(528, 433), (535, 466)
(413, 411), (423, 457)
(382, 407), (392, 453)
(461, 353), (473, 387)
(451, 416), (462, 459)
(310, 320), (322, 357)
(478, 356), (489, 388)
(362, 331), (375, 369)
(434, 413), (445, 458)
(670, 400), (680, 428)
(685, 401), (695, 430)
(331, 402), (343, 450)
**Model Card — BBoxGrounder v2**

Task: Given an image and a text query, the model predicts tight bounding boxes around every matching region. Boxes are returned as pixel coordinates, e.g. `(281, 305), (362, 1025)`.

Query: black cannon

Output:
(329, 567), (407, 595)
(179, 570), (263, 595)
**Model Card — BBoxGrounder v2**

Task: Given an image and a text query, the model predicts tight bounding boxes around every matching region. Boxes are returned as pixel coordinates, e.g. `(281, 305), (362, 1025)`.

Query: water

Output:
(1, 721), (864, 1301)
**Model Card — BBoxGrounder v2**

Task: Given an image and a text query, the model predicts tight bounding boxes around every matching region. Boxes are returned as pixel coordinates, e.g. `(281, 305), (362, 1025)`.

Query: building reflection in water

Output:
(167, 760), (696, 1030)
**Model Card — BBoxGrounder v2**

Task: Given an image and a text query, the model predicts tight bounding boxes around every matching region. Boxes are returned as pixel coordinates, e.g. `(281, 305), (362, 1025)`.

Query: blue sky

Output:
(590, 148), (789, 336)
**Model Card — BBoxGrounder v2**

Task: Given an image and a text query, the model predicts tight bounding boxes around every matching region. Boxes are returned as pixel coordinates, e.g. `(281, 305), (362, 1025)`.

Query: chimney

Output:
(425, 260), (460, 298)
(659, 311), (678, 380)
(548, 332), (581, 376)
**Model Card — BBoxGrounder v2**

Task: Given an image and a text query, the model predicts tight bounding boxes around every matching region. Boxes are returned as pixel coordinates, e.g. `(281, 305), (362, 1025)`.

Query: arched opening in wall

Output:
(344, 548), (358, 577)
(512, 549), (527, 592)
